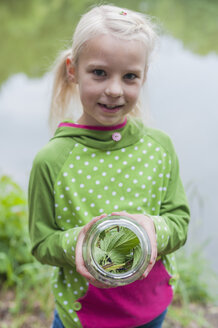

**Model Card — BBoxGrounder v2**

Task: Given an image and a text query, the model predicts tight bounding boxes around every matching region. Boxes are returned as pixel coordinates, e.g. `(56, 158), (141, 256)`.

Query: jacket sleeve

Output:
(151, 144), (190, 256)
(28, 152), (82, 268)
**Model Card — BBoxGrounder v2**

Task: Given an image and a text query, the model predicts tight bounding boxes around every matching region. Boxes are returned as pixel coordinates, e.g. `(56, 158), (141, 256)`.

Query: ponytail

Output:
(49, 49), (80, 131)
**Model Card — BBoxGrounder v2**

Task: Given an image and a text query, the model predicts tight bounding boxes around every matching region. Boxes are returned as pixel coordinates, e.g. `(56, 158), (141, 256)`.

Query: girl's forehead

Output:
(78, 34), (147, 68)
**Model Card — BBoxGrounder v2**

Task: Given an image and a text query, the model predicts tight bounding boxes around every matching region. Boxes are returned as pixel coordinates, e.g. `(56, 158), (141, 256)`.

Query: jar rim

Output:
(82, 215), (151, 286)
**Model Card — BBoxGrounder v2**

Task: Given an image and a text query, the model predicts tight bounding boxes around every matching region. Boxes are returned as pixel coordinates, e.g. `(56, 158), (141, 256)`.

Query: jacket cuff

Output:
(150, 215), (170, 254)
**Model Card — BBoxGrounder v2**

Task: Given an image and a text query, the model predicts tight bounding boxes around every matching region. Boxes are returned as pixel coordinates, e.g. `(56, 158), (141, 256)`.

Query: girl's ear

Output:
(66, 57), (77, 83)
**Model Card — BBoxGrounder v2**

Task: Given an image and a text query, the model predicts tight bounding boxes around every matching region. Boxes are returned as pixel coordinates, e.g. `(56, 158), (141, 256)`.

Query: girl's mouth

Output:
(98, 103), (124, 112)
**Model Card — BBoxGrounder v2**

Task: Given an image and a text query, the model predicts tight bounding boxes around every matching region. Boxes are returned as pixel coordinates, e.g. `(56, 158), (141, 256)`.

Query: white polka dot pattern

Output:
(55, 138), (171, 231)
(52, 136), (174, 325)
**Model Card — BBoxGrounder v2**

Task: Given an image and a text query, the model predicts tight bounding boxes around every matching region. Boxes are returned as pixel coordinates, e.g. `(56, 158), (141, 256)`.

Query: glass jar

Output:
(82, 215), (151, 287)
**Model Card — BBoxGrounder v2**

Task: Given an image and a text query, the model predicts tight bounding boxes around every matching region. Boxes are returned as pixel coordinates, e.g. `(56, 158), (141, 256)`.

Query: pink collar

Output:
(58, 118), (127, 131)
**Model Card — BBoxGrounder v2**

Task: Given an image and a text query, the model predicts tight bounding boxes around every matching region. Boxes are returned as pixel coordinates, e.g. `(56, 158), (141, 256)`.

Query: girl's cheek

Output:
(84, 83), (102, 93)
(129, 89), (141, 101)
(127, 84), (142, 95)
(80, 86), (94, 98)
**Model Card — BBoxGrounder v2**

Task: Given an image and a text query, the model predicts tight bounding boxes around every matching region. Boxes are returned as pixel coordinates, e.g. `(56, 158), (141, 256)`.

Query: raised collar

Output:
(52, 117), (147, 150)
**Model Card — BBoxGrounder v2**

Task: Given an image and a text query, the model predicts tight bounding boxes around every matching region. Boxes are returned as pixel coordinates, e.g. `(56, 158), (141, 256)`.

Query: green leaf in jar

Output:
(109, 249), (126, 264)
(132, 245), (142, 267)
(100, 230), (126, 252)
(93, 225), (141, 274)
(112, 228), (139, 253)
(93, 246), (106, 263)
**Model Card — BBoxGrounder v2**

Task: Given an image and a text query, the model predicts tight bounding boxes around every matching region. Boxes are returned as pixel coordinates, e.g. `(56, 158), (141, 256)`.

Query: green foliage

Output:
(12, 262), (53, 315)
(164, 247), (217, 327)
(0, 175), (33, 285)
(0, 0), (95, 85)
(165, 305), (211, 328)
(145, 0), (218, 56)
(0, 175), (53, 317)
(175, 246), (216, 305)
(94, 226), (141, 273)
(0, 0), (218, 85)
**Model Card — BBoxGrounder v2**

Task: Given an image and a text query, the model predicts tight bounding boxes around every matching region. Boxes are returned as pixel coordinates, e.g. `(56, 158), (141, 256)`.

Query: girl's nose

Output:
(105, 79), (123, 97)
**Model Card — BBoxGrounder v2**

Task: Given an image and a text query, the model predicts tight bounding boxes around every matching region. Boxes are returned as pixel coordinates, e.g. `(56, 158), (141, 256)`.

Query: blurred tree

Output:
(143, 0), (218, 56)
(0, 0), (217, 85)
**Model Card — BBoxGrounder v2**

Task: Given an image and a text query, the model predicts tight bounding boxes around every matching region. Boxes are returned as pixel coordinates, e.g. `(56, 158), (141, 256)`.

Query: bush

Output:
(164, 247), (217, 327)
(0, 175), (34, 285)
(0, 175), (53, 316)
(175, 246), (215, 305)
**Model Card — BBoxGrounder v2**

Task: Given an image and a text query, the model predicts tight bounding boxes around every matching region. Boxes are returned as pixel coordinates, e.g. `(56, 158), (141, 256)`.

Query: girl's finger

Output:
(111, 211), (129, 217)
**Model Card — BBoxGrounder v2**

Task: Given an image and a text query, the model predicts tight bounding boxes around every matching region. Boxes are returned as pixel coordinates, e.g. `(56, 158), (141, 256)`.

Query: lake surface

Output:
(0, 34), (218, 274)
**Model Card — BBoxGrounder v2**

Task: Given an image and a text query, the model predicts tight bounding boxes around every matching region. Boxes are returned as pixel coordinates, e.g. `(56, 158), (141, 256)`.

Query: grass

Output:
(164, 304), (212, 328)
(163, 245), (217, 328)
(0, 265), (54, 328)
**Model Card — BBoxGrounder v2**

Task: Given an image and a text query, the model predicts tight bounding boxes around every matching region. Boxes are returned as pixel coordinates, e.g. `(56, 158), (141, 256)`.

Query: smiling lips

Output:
(98, 103), (124, 112)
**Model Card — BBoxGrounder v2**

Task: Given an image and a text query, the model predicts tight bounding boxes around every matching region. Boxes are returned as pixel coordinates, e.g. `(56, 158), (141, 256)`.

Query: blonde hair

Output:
(49, 4), (157, 130)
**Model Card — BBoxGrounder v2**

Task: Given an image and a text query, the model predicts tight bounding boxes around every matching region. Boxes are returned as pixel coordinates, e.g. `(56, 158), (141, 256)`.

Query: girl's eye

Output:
(93, 69), (106, 77)
(124, 73), (137, 80)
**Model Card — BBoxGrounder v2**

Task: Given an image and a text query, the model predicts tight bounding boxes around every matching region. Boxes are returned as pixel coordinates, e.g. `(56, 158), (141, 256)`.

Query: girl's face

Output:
(71, 34), (147, 126)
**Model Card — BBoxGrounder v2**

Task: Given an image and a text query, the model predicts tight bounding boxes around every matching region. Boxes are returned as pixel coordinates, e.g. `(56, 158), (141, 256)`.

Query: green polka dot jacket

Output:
(28, 118), (190, 327)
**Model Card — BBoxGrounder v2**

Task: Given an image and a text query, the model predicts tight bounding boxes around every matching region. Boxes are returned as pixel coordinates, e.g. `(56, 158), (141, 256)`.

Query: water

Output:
(0, 35), (218, 274)
(146, 36), (218, 274)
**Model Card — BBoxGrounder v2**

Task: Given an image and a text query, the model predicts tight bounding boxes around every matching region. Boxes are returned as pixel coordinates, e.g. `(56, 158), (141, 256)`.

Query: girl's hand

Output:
(75, 214), (113, 289)
(111, 211), (157, 280)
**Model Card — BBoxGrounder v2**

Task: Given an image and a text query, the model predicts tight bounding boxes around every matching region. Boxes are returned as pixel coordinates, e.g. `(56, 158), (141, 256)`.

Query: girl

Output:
(28, 4), (190, 328)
